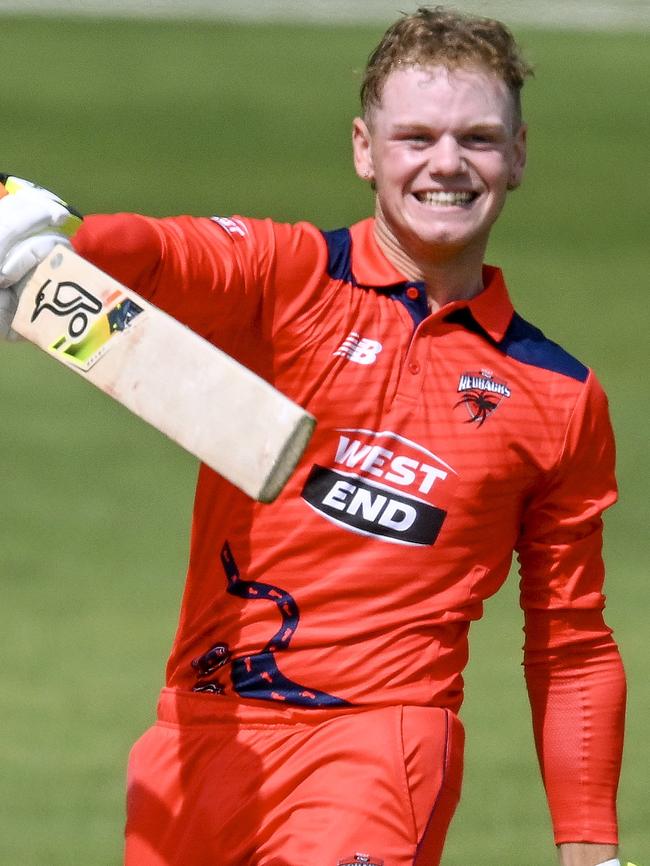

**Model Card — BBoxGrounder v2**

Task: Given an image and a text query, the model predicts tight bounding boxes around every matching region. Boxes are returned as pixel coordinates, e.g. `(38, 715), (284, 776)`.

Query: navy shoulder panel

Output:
(321, 228), (355, 284)
(500, 313), (589, 382)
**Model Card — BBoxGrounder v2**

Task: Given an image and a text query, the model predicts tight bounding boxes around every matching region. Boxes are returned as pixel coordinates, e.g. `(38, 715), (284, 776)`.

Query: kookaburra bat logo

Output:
(31, 278), (103, 338)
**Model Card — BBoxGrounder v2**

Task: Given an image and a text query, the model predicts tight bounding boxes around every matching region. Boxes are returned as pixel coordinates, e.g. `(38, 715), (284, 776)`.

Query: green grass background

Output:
(0, 16), (647, 865)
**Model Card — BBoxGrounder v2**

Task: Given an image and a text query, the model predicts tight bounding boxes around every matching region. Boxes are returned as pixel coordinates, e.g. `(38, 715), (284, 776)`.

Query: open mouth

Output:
(413, 190), (479, 207)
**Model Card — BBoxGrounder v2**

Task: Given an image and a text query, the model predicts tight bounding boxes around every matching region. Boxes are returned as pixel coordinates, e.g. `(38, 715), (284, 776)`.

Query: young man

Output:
(0, 7), (627, 866)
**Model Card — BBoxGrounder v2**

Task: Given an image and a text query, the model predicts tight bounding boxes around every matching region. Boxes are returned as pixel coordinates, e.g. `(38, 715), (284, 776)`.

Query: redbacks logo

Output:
(301, 428), (457, 547)
(455, 369), (511, 426)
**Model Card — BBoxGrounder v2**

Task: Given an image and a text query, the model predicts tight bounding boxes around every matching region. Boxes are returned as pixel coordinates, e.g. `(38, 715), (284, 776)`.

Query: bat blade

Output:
(11, 244), (315, 502)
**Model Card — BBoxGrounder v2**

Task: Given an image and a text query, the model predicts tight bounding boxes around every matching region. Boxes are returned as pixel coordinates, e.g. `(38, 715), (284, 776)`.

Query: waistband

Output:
(156, 687), (455, 728)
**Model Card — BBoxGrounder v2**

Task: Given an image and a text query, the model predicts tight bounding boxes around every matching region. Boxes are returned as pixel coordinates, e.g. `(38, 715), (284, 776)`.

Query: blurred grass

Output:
(0, 16), (647, 865)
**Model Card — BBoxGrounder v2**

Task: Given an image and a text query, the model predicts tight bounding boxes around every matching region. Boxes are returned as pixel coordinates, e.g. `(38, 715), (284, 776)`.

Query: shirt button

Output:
(406, 286), (420, 300)
(408, 361), (420, 374)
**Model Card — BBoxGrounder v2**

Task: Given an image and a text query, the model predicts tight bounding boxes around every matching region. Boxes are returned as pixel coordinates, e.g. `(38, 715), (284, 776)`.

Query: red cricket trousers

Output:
(125, 689), (464, 866)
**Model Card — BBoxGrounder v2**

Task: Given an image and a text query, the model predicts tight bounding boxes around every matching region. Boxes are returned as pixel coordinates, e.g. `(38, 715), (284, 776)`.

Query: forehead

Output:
(372, 64), (515, 129)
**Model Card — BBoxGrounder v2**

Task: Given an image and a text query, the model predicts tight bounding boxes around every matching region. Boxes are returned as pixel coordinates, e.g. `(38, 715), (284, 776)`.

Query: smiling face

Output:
(353, 64), (527, 270)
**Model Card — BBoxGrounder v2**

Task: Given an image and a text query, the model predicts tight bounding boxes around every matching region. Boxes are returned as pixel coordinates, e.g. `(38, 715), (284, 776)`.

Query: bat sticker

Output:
(32, 275), (145, 371)
(32, 277), (103, 338)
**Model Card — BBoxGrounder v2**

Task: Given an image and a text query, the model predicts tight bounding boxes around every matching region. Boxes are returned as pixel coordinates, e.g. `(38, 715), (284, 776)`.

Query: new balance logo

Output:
(333, 332), (383, 365)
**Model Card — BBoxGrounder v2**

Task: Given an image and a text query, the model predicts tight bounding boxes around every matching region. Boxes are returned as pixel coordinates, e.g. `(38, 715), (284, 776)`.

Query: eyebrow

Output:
(463, 123), (508, 135)
(391, 122), (508, 135)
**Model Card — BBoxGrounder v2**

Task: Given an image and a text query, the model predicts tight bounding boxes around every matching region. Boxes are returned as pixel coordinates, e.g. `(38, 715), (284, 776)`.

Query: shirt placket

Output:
(393, 282), (431, 406)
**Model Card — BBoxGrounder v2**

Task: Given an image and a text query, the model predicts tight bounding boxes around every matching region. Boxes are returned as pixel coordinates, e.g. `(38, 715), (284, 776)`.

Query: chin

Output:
(406, 222), (478, 253)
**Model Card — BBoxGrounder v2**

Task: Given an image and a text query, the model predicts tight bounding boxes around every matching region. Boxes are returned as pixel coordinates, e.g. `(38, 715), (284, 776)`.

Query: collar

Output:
(348, 217), (514, 342)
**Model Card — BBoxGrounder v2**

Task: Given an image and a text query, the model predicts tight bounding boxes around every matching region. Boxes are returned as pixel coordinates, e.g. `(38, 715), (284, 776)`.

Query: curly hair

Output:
(361, 6), (533, 127)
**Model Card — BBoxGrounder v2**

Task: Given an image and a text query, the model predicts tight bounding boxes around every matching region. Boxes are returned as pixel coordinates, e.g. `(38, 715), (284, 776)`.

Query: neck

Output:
(373, 219), (486, 312)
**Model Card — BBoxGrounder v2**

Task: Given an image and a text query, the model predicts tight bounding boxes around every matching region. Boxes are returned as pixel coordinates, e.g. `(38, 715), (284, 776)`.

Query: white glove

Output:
(0, 281), (21, 341)
(0, 175), (83, 339)
(595, 860), (640, 866)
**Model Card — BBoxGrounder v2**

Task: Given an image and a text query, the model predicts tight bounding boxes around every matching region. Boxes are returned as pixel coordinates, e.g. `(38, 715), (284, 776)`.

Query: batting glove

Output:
(595, 860), (640, 866)
(0, 174), (82, 339)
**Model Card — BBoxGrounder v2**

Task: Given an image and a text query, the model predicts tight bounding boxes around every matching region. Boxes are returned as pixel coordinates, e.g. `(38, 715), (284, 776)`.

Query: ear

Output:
(508, 123), (527, 190)
(352, 116), (374, 182)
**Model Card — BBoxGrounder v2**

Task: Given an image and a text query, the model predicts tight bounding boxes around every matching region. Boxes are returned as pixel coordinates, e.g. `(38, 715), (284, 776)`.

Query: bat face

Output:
(12, 245), (315, 502)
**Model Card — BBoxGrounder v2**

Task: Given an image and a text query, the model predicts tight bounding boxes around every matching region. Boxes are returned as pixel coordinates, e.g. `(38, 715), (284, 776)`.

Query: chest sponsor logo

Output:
(301, 429), (457, 546)
(333, 331), (383, 365)
(455, 368), (510, 426)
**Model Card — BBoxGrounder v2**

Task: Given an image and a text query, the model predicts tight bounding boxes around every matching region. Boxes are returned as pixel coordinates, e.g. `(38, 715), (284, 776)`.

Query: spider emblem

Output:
(455, 370), (511, 426)
(455, 389), (501, 426)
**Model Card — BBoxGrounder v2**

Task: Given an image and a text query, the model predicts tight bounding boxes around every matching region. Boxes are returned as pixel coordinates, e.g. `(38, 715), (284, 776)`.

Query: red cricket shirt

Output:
(73, 212), (626, 843)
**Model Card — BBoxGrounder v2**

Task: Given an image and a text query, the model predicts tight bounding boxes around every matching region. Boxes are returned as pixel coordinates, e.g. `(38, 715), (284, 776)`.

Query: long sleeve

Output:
(72, 212), (267, 349)
(72, 211), (333, 353)
(517, 372), (626, 843)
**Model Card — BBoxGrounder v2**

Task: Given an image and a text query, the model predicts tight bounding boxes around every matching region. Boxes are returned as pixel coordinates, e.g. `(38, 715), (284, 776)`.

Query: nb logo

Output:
(334, 331), (383, 365)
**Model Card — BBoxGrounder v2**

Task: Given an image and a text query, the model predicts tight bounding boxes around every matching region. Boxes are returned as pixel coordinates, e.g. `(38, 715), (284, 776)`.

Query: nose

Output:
(428, 134), (465, 176)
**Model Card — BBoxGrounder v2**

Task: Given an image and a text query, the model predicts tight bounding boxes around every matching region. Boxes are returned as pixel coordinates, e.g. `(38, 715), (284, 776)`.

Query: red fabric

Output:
(74, 213), (625, 844)
(125, 692), (463, 865)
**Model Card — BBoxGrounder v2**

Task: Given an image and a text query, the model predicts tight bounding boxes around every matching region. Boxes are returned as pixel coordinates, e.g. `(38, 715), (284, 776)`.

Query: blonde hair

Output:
(361, 5), (533, 127)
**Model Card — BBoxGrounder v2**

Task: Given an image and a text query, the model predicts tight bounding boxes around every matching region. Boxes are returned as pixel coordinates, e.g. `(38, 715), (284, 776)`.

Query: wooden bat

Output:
(11, 243), (315, 502)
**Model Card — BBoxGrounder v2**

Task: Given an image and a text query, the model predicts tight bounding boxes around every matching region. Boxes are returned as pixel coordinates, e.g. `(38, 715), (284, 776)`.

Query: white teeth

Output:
(417, 191), (475, 206)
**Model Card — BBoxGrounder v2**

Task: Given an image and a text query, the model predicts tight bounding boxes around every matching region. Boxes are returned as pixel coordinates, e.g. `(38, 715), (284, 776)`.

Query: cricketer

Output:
(0, 6), (630, 866)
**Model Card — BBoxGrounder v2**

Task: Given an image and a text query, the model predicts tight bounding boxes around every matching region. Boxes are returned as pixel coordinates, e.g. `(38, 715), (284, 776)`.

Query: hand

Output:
(0, 175), (82, 339)
(0, 281), (22, 341)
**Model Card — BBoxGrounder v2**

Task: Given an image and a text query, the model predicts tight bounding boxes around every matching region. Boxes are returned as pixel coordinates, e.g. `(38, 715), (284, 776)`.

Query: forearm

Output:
(558, 842), (618, 866)
(524, 622), (626, 843)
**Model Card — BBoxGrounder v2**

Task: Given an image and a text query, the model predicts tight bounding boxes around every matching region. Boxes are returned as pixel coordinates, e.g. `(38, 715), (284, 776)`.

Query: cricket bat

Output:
(11, 244), (315, 502)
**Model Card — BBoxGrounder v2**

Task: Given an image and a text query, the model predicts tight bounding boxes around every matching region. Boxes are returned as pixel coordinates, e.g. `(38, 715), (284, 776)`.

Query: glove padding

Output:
(0, 175), (83, 339)
(0, 238), (67, 339)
